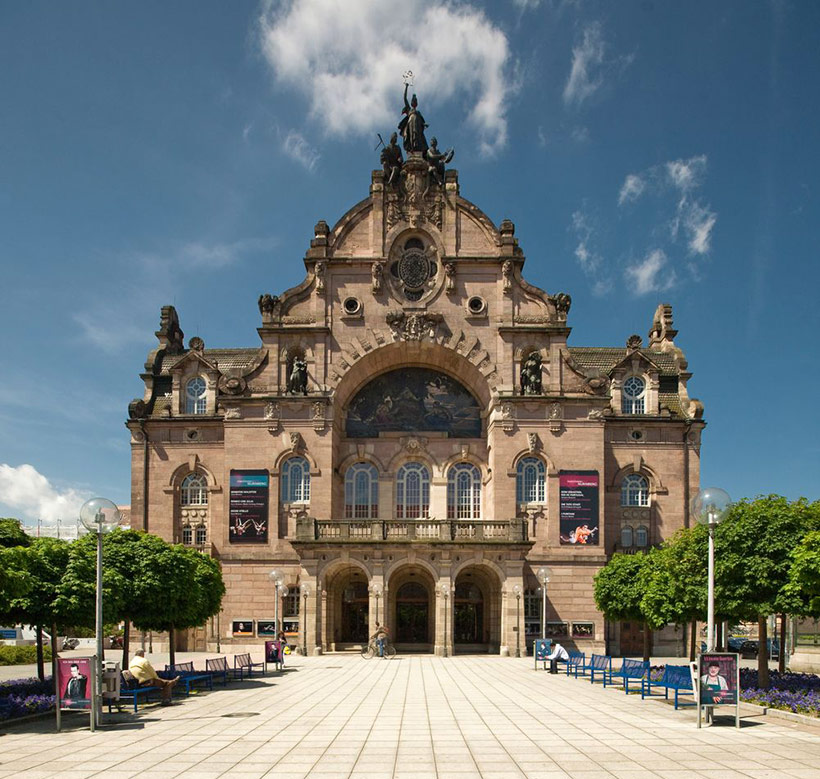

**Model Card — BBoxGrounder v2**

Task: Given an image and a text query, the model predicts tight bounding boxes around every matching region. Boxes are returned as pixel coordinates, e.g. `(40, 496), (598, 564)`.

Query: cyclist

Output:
(370, 622), (390, 658)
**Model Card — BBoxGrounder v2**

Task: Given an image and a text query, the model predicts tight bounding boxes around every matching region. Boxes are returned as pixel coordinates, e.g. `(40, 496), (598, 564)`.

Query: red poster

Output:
(58, 657), (92, 710)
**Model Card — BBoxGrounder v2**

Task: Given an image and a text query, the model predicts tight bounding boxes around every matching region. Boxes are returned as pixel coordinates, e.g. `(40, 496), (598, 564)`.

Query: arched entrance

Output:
(388, 566), (435, 653)
(324, 565), (369, 650)
(453, 565), (502, 654)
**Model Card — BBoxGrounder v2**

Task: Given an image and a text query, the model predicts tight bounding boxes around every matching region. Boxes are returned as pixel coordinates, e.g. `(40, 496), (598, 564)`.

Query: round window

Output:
(467, 296), (486, 314)
(630, 430), (643, 441)
(343, 297), (361, 315)
(623, 376), (645, 398)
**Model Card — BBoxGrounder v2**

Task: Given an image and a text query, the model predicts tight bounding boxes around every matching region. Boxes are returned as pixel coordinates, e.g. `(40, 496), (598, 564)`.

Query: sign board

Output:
(56, 656), (97, 732)
(257, 619), (278, 637)
(232, 620), (254, 637)
(696, 652), (740, 728)
(533, 638), (552, 670)
(265, 640), (284, 670)
(558, 471), (599, 545)
(229, 470), (269, 543)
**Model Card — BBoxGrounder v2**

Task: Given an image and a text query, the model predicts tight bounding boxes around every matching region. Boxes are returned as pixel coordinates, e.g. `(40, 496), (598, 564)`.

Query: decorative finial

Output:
(403, 70), (414, 86)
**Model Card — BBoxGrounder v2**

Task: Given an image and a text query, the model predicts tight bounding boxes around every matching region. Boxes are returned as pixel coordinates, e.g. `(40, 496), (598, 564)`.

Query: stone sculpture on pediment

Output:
(424, 137), (454, 195)
(551, 292), (572, 320)
(502, 261), (513, 293)
(379, 132), (404, 187)
(521, 351), (543, 395)
(371, 261), (384, 293)
(314, 262), (325, 295)
(444, 262), (456, 295)
(386, 310), (443, 341)
(286, 356), (308, 395)
(398, 83), (428, 154)
(258, 294), (280, 320)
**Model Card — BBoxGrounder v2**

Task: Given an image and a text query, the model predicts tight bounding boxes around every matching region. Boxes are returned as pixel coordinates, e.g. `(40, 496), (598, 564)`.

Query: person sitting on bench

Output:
(129, 649), (179, 705)
(547, 642), (569, 674)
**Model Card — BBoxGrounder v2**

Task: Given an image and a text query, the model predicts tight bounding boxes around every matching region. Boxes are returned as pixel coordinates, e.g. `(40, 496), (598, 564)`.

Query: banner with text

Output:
(229, 470), (270, 543)
(559, 471), (600, 545)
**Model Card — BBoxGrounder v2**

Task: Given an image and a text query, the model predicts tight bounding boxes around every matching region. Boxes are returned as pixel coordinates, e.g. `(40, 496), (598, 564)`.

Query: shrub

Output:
(0, 645), (53, 666)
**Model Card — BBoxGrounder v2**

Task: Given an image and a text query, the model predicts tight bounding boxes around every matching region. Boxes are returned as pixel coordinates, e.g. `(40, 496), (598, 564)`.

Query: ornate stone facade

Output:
(128, 151), (704, 657)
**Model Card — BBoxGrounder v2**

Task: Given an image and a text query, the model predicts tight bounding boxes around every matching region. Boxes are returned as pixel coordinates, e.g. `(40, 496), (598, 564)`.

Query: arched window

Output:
(181, 472), (208, 506)
(396, 462), (430, 519)
(195, 525), (207, 545)
(345, 463), (379, 518)
(182, 525), (193, 545)
(516, 457), (546, 503)
(621, 375), (646, 414)
(620, 525), (634, 548)
(621, 473), (649, 506)
(447, 462), (481, 520)
(281, 457), (310, 503)
(185, 376), (207, 414)
(635, 525), (649, 547)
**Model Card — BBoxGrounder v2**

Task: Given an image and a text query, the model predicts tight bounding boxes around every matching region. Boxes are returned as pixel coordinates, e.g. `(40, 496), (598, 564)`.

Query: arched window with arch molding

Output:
(516, 457), (546, 504)
(621, 473), (649, 506)
(620, 525), (634, 548)
(621, 375), (646, 414)
(635, 525), (649, 547)
(395, 462), (430, 519)
(345, 462), (379, 518)
(185, 376), (207, 414)
(281, 456), (310, 503)
(447, 462), (481, 520)
(181, 472), (208, 506)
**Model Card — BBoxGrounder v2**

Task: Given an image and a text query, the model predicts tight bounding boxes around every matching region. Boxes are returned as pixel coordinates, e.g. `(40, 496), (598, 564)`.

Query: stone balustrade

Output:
(294, 517), (529, 543)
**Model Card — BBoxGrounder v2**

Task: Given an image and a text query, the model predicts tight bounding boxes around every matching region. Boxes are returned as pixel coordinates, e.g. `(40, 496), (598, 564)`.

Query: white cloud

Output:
(258, 0), (512, 156)
(666, 154), (707, 192)
(512, 0), (543, 9)
(563, 22), (605, 105)
(618, 173), (645, 205)
(571, 208), (611, 295)
(0, 463), (91, 523)
(683, 200), (717, 255)
(625, 249), (676, 295)
(282, 130), (320, 172)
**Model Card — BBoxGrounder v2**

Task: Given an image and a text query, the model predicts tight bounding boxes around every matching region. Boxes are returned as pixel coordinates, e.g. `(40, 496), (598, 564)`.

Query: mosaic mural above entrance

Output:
(346, 368), (482, 438)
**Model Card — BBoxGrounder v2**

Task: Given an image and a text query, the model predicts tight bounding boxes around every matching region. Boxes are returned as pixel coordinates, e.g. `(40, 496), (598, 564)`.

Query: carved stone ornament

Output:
(264, 401), (280, 421)
(584, 372), (610, 395)
(551, 292), (572, 320)
(502, 260), (513, 293)
(588, 408), (604, 420)
(626, 334), (643, 351)
(314, 261), (325, 295)
(128, 399), (148, 420)
(312, 401), (325, 431)
(258, 294), (280, 319)
(218, 373), (247, 395)
(401, 436), (428, 453)
(501, 402), (515, 432)
(289, 432), (303, 450)
(549, 402), (563, 420)
(371, 261), (384, 293)
(527, 432), (539, 452)
(224, 405), (241, 420)
(188, 336), (205, 352)
(386, 310), (443, 341)
(444, 262), (456, 294)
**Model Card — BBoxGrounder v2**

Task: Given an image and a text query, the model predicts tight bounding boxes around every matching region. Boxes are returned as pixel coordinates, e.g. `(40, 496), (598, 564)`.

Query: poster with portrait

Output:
(58, 657), (92, 710)
(229, 470), (269, 543)
(265, 640), (283, 666)
(698, 653), (738, 705)
(232, 620), (254, 637)
(533, 638), (552, 670)
(559, 471), (600, 545)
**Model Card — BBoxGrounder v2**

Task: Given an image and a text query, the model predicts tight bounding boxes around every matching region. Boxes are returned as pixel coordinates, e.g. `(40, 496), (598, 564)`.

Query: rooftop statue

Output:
(398, 83), (428, 154)
(424, 136), (454, 194)
(380, 132), (403, 186)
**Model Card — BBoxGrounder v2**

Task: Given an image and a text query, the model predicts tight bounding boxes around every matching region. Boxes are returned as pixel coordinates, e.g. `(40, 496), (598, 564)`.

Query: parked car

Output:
(727, 637), (745, 652)
(739, 638), (780, 658)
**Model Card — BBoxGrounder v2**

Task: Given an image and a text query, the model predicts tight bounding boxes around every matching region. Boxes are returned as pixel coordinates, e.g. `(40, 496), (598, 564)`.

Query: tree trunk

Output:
(35, 624), (45, 681)
(779, 614), (787, 674)
(642, 623), (652, 662)
(758, 614), (769, 689)
(122, 621), (130, 669)
(51, 622), (59, 699)
(689, 618), (697, 661)
(169, 627), (176, 668)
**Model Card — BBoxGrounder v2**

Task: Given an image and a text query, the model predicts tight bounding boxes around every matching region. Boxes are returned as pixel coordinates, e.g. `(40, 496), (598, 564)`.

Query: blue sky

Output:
(1, 0), (818, 526)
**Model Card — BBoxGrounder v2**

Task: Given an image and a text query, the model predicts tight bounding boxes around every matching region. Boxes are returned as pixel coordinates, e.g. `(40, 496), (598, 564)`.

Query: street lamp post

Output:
(691, 487), (732, 652)
(537, 566), (551, 640)
(78, 497), (121, 723)
(513, 584), (522, 658)
(300, 583), (310, 656)
(369, 582), (382, 624)
(269, 569), (284, 635)
(439, 583), (450, 657)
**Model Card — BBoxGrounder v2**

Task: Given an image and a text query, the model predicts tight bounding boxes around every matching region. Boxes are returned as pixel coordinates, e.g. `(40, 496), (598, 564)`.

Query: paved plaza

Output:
(2, 654), (820, 779)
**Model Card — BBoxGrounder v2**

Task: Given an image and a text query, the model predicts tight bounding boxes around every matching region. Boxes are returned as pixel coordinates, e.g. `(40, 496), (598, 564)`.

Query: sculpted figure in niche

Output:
(424, 137), (454, 193)
(521, 351), (543, 395)
(287, 356), (308, 395)
(398, 84), (428, 154)
(380, 132), (404, 187)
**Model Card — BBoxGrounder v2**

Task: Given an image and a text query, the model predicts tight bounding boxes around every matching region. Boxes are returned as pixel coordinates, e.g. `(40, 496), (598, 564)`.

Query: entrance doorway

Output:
(620, 621), (651, 656)
(396, 582), (429, 644)
(454, 582), (484, 644)
(341, 581), (369, 643)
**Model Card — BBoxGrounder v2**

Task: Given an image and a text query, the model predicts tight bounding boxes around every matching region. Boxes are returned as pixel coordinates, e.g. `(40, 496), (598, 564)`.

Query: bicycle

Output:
(361, 638), (396, 659)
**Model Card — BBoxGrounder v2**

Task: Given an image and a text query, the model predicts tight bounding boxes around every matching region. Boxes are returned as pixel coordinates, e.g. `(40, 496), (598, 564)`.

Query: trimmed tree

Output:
(787, 530), (820, 615)
(714, 495), (820, 688)
(594, 551), (655, 660)
(0, 517), (30, 548)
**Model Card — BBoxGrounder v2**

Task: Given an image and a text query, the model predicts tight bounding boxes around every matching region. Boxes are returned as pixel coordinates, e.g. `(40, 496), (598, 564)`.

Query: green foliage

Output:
(0, 518), (30, 548)
(0, 546), (31, 605)
(640, 525), (708, 628)
(788, 531), (820, 616)
(714, 495), (820, 621)
(0, 538), (71, 630)
(0, 644), (53, 665)
(594, 551), (653, 622)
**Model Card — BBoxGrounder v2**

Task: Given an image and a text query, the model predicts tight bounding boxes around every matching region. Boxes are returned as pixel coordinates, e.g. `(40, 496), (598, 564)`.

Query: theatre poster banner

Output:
(558, 471), (600, 545)
(229, 469), (269, 543)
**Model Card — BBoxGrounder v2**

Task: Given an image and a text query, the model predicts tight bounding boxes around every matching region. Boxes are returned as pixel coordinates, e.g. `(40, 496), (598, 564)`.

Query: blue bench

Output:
(641, 664), (695, 709)
(115, 671), (162, 712)
(206, 656), (241, 685)
(162, 661), (213, 696)
(579, 653), (611, 683)
(234, 652), (265, 679)
(605, 658), (649, 693)
(566, 651), (585, 676)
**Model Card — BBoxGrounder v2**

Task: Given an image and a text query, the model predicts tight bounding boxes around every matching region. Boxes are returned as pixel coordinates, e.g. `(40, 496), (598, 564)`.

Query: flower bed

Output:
(0, 677), (56, 722)
(739, 669), (820, 717)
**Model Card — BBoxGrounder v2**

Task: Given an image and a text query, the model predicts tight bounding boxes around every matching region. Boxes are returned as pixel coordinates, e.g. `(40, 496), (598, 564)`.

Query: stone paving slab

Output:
(1, 654), (819, 778)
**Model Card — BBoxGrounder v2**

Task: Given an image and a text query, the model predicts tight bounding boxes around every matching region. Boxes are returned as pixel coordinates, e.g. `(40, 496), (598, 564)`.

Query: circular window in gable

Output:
(467, 296), (486, 315)
(343, 297), (361, 316)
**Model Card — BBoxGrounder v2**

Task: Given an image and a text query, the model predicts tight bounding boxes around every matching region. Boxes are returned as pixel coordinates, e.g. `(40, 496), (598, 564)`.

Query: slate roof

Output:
(568, 347), (679, 376)
(158, 348), (260, 376)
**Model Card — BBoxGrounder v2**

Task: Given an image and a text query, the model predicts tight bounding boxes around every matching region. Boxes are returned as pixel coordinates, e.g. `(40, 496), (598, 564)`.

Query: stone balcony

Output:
(293, 517), (529, 544)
